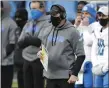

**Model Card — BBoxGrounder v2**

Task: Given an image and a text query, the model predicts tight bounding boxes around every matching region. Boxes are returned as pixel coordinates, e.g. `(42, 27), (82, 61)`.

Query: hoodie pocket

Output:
(48, 54), (69, 70)
(61, 54), (69, 69)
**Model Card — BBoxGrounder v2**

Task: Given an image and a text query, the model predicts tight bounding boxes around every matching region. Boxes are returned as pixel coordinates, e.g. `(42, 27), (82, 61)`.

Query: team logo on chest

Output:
(48, 35), (65, 42)
(98, 39), (105, 56)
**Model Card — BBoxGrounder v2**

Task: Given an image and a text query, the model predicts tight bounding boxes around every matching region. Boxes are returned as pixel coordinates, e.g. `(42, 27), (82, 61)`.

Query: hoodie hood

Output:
(39, 15), (50, 21)
(59, 20), (74, 30)
(31, 14), (50, 22)
(51, 21), (74, 46)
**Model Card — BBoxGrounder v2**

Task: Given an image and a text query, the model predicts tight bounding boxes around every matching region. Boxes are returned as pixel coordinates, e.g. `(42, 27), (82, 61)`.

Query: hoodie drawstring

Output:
(52, 27), (59, 46)
(52, 27), (56, 46)
(45, 26), (53, 47)
(54, 29), (59, 45)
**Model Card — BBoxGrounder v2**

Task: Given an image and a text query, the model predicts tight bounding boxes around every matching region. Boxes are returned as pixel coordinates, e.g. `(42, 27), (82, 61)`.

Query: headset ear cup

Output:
(63, 13), (66, 19)
(60, 12), (63, 19)
(29, 2), (31, 9)
(60, 12), (66, 19)
(57, 5), (66, 19)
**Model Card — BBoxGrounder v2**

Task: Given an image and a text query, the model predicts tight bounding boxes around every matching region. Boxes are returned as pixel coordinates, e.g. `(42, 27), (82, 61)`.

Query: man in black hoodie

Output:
(38, 4), (85, 88)
(14, 8), (28, 88)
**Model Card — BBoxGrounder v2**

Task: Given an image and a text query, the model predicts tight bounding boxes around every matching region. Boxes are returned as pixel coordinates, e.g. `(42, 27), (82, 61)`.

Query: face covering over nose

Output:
(31, 9), (43, 20)
(15, 18), (26, 29)
(51, 16), (61, 27)
(99, 18), (109, 27)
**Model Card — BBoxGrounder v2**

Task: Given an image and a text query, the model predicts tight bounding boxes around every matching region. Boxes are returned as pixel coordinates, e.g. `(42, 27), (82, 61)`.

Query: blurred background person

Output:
(14, 8), (28, 88)
(77, 1), (88, 16)
(72, 1), (88, 26)
(91, 6), (109, 88)
(1, 1), (18, 88)
(75, 3), (97, 88)
(17, 1), (49, 88)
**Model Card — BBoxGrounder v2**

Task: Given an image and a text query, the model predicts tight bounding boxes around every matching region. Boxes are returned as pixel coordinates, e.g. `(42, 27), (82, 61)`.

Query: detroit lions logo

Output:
(48, 35), (65, 42)
(98, 39), (105, 56)
(79, 33), (84, 42)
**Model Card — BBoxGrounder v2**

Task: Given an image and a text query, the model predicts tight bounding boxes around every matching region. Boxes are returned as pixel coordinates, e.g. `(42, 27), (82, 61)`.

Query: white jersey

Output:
(77, 22), (102, 71)
(76, 24), (95, 84)
(91, 27), (108, 66)
(77, 25), (94, 72)
(78, 22), (101, 62)
(90, 22), (101, 33)
(78, 26), (93, 61)
(76, 22), (102, 83)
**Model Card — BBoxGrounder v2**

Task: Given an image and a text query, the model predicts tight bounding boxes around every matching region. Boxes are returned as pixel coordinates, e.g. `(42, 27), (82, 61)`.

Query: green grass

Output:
(12, 81), (18, 88)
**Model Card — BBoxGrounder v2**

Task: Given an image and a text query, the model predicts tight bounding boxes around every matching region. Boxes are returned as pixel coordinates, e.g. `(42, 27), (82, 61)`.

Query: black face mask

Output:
(99, 18), (109, 27)
(51, 16), (61, 27)
(15, 18), (26, 29)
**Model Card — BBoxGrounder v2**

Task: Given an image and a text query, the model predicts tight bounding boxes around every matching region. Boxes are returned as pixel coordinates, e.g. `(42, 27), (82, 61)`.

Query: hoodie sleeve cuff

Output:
(70, 55), (85, 76)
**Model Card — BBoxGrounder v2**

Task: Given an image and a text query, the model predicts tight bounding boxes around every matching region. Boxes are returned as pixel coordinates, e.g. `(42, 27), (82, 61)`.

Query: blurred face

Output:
(30, 1), (43, 12)
(15, 11), (27, 28)
(77, 4), (85, 17)
(50, 6), (64, 27)
(30, 1), (44, 20)
(81, 11), (96, 24)
(78, 4), (85, 12)
(82, 11), (91, 18)
(97, 12), (109, 27)
(50, 13), (62, 27)
(97, 12), (108, 20)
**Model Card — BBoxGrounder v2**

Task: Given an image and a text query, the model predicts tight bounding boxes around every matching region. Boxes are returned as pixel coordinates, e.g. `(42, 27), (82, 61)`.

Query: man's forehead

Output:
(78, 4), (84, 9)
(30, 2), (40, 9)
(50, 6), (61, 17)
(51, 6), (60, 11)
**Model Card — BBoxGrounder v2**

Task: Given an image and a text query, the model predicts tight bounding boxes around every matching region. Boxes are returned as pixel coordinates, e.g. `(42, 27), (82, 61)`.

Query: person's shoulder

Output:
(40, 17), (51, 28)
(23, 20), (32, 28)
(90, 22), (102, 29)
(6, 17), (18, 27)
(64, 21), (79, 35)
(64, 20), (76, 30)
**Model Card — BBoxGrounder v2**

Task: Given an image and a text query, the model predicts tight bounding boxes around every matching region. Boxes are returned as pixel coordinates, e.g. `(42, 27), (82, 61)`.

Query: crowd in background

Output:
(1, 1), (109, 88)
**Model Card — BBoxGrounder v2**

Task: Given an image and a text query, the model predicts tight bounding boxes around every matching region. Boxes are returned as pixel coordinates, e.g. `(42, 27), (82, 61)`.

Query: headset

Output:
(50, 4), (66, 19)
(29, 1), (45, 9)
